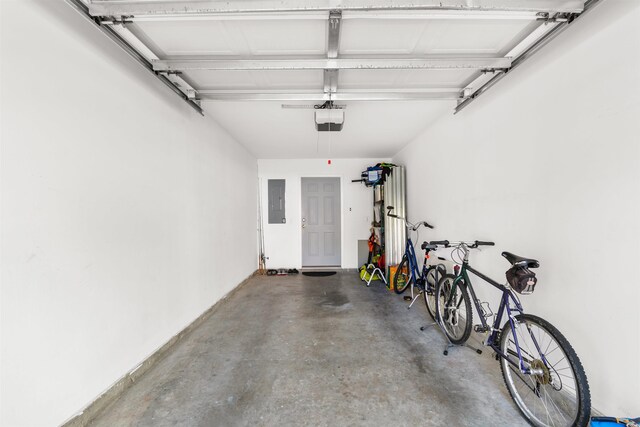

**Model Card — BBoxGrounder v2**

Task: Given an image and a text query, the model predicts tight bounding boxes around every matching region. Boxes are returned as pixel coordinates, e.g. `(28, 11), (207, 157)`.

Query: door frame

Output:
(299, 176), (343, 268)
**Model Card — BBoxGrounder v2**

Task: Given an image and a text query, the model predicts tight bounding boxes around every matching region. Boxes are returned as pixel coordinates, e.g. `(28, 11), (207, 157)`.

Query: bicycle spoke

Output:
(545, 344), (561, 359)
(551, 355), (567, 370)
(519, 324), (542, 368)
(560, 384), (576, 394)
(544, 332), (554, 355)
(508, 340), (537, 365)
(544, 393), (556, 427)
(543, 385), (568, 424)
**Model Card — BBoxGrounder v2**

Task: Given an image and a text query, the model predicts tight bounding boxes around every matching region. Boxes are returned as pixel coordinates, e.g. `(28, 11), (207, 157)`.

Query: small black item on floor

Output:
(267, 269), (278, 276)
(302, 271), (337, 277)
(287, 269), (299, 274)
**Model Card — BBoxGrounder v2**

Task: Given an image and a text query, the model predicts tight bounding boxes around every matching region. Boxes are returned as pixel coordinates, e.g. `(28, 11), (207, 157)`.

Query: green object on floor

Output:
(359, 264), (381, 282)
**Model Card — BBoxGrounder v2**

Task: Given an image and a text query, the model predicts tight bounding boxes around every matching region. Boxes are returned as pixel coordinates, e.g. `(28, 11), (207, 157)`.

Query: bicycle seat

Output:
(502, 252), (540, 268)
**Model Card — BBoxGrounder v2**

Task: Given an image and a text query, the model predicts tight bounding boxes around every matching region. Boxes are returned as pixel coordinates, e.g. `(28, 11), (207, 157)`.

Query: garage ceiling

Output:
(72, 0), (595, 158)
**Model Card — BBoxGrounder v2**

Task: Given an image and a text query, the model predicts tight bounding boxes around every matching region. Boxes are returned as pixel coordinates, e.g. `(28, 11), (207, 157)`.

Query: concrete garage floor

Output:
(90, 272), (527, 426)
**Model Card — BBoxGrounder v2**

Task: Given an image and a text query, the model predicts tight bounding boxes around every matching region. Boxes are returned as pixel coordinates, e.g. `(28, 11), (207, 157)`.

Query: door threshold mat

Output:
(302, 271), (337, 277)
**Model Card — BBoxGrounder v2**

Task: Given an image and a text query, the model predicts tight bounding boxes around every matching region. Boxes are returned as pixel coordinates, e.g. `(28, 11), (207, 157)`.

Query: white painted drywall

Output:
(394, 0), (640, 415)
(0, 2), (257, 426)
(258, 159), (390, 269)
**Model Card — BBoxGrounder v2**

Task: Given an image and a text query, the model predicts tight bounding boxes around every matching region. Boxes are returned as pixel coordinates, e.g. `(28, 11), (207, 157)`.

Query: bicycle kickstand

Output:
(420, 318), (481, 356)
(464, 342), (483, 355)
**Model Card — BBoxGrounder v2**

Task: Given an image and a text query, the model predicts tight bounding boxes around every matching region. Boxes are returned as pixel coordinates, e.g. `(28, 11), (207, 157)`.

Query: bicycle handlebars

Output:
(430, 240), (450, 246)
(429, 240), (495, 248)
(386, 206), (434, 230)
(410, 221), (434, 231)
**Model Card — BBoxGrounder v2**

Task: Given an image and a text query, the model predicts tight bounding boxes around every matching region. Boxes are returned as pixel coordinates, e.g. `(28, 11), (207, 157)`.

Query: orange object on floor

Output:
(388, 265), (399, 291)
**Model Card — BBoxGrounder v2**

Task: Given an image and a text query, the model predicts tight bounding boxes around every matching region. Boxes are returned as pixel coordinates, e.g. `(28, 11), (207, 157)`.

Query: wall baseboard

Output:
(61, 271), (257, 427)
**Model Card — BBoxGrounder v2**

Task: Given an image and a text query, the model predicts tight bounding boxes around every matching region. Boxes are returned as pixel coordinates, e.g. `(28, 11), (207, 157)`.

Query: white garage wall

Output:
(258, 159), (389, 269)
(394, 0), (640, 415)
(0, 2), (257, 426)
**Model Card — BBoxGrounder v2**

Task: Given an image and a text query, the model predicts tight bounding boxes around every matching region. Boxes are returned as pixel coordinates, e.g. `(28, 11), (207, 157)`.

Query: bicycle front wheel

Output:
(393, 255), (412, 294)
(499, 314), (591, 427)
(435, 274), (472, 344)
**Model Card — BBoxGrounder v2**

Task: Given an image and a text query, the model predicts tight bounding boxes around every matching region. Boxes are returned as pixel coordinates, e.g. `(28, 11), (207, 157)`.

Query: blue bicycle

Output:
(387, 207), (444, 320)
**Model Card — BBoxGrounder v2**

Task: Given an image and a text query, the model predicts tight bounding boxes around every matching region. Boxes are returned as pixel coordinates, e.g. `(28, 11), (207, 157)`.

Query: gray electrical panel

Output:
(268, 179), (286, 224)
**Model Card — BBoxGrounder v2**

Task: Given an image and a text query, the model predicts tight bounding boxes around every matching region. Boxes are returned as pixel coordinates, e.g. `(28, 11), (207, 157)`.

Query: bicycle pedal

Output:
(474, 325), (489, 333)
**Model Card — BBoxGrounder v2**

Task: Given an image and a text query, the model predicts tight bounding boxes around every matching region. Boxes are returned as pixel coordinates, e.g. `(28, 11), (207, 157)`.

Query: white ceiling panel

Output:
(340, 20), (427, 55)
(339, 70), (406, 88)
(340, 18), (537, 56)
(414, 19), (540, 55)
(132, 18), (326, 57)
(186, 70), (323, 90)
(397, 69), (477, 88)
(131, 21), (239, 56)
(234, 20), (327, 56)
(339, 69), (474, 89)
(185, 70), (263, 89)
(261, 70), (324, 89)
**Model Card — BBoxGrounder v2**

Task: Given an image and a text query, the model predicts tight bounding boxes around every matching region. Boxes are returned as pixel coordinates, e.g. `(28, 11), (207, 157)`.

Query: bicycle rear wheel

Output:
(393, 255), (412, 294)
(499, 314), (591, 427)
(435, 274), (472, 344)
(423, 266), (439, 320)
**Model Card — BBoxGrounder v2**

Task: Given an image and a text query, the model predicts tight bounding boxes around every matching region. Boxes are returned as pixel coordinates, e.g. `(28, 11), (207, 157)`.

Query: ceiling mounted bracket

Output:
(536, 13), (572, 23)
(480, 68), (509, 75)
(159, 70), (183, 76)
(98, 16), (134, 26)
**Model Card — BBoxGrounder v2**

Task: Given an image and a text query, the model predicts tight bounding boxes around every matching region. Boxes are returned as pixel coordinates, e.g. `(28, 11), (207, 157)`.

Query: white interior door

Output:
(301, 177), (341, 267)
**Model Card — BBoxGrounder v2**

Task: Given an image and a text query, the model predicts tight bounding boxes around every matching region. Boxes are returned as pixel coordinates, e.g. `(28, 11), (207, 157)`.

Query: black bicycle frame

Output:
(447, 261), (544, 374)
